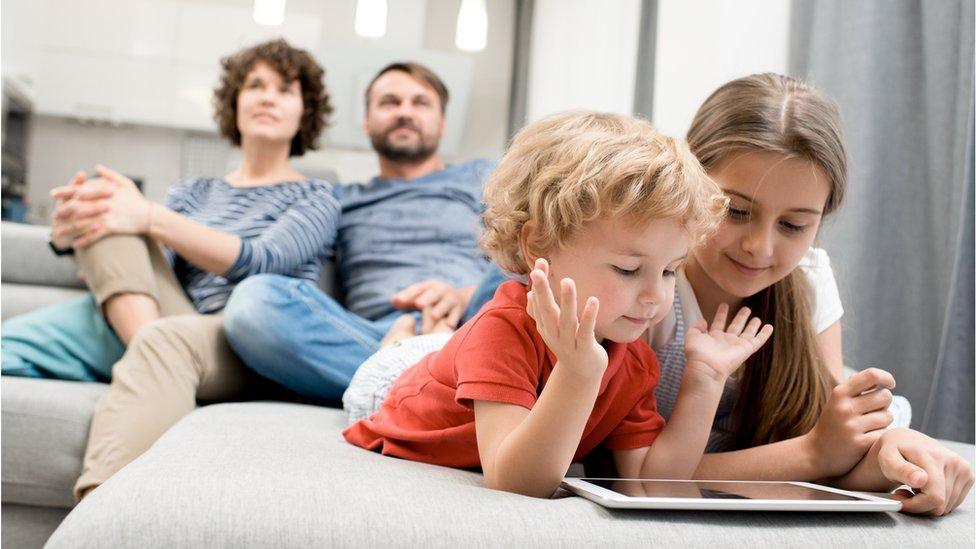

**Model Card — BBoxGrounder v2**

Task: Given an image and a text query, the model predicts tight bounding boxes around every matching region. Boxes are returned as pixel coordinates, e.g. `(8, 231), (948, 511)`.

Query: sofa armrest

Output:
(1, 222), (83, 289)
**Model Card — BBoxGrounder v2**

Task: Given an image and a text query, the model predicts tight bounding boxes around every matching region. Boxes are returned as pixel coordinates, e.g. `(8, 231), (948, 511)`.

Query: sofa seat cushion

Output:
(47, 402), (976, 548)
(1, 377), (107, 508)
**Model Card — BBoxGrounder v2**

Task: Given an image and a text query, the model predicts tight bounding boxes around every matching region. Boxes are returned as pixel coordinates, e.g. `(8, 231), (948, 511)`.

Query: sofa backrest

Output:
(0, 221), (340, 320)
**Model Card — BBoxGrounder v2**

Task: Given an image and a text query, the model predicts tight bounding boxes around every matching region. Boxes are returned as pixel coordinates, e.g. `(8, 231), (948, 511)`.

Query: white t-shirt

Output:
(647, 247), (844, 452)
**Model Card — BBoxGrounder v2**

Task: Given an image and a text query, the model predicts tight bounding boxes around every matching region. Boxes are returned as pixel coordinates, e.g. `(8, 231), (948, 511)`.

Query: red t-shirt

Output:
(343, 280), (665, 468)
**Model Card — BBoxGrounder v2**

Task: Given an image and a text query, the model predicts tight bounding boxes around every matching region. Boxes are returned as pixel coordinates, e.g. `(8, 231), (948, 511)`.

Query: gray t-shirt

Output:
(333, 159), (496, 320)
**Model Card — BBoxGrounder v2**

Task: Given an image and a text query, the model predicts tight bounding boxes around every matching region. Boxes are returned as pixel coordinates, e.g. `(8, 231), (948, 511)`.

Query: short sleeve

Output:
(453, 309), (542, 411)
(605, 392), (665, 451)
(799, 248), (844, 333)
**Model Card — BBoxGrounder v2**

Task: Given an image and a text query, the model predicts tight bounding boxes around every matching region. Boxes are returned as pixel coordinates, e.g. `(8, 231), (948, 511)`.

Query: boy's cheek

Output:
(651, 299), (674, 326)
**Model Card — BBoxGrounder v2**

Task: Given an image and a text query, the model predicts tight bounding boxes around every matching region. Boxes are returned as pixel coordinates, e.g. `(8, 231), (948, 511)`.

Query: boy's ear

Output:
(519, 221), (541, 268)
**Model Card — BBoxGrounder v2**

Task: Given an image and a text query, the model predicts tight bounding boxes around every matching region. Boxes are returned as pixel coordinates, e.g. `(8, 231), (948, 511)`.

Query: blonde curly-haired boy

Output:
(344, 110), (773, 498)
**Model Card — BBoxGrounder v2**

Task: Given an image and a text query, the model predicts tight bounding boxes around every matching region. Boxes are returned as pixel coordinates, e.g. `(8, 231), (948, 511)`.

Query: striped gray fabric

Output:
(163, 177), (340, 313)
(653, 292), (738, 453)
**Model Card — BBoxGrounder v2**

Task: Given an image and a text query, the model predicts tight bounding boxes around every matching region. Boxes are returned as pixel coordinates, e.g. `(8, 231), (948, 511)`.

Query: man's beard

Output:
(370, 120), (438, 163)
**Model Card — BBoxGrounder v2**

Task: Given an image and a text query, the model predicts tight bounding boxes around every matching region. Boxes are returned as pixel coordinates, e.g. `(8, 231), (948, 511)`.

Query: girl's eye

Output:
(779, 220), (806, 233)
(613, 265), (639, 277)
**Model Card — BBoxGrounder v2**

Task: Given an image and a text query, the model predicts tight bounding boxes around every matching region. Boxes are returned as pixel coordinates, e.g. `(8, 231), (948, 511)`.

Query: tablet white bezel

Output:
(561, 478), (902, 512)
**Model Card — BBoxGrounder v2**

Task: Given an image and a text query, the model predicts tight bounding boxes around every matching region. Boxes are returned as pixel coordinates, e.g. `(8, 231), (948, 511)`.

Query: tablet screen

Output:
(583, 479), (860, 501)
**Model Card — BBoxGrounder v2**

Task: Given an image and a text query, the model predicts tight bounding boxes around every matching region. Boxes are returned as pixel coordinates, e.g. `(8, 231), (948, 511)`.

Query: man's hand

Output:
(391, 279), (475, 332)
(683, 303), (773, 384)
(525, 258), (607, 382)
(877, 428), (974, 516)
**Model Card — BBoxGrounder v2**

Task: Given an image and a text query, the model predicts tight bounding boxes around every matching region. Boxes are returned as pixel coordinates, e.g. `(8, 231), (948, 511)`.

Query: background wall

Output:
(651, 0), (791, 137)
(3, 0), (515, 223)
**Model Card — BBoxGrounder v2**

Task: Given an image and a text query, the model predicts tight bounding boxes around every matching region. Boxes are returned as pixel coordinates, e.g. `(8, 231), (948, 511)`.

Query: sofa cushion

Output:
(47, 402), (976, 548)
(0, 221), (340, 301)
(1, 376), (106, 508)
(0, 222), (83, 289)
(1, 283), (88, 321)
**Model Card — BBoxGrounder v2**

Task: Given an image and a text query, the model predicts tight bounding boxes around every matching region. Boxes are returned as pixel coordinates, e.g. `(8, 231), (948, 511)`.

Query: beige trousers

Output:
(73, 235), (264, 500)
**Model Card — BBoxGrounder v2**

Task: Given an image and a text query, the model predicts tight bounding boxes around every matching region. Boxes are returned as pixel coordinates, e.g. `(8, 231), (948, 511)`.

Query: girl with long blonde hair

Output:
(651, 72), (972, 515)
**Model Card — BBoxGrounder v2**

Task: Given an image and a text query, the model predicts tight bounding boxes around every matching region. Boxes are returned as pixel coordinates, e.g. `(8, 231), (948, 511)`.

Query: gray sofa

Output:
(2, 220), (974, 548)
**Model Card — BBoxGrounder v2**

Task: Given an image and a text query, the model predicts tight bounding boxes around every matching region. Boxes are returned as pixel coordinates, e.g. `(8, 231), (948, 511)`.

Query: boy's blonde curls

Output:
(481, 110), (727, 274)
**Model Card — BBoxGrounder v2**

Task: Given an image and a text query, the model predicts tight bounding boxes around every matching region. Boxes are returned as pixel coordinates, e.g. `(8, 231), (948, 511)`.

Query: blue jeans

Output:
(222, 266), (509, 401)
(1, 295), (124, 382)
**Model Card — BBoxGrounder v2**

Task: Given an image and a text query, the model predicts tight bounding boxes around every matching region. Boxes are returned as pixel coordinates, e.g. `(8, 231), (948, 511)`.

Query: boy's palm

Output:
(684, 304), (773, 381)
(525, 259), (607, 380)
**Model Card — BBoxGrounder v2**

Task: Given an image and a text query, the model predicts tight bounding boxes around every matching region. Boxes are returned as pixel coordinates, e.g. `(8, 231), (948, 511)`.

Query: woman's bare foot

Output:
(380, 315), (418, 348)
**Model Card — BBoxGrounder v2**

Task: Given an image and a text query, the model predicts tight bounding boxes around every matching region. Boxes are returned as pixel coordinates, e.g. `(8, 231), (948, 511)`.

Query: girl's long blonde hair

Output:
(686, 73), (847, 449)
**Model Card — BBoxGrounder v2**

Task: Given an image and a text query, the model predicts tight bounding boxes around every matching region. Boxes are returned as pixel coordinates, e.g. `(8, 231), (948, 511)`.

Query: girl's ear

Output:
(519, 221), (541, 268)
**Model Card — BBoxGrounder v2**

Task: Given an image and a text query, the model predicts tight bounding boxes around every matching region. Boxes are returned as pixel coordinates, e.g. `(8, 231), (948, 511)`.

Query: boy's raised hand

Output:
(684, 303), (773, 383)
(525, 258), (607, 381)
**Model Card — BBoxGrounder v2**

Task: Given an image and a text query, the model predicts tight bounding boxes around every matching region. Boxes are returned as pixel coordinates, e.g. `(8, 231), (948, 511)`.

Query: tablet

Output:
(561, 478), (901, 512)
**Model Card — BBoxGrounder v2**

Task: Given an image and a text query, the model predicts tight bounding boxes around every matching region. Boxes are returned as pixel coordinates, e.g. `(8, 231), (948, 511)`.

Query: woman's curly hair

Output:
(212, 38), (332, 156)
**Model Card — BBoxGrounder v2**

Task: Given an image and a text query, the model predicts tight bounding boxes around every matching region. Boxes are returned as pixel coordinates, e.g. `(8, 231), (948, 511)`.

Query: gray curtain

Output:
(506, 0), (534, 137)
(790, 0), (974, 441)
(632, 0), (658, 120)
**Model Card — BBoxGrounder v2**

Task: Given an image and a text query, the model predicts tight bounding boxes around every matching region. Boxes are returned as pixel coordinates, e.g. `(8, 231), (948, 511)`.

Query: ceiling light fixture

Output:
(456, 0), (487, 52)
(253, 0), (285, 26)
(355, 0), (388, 39)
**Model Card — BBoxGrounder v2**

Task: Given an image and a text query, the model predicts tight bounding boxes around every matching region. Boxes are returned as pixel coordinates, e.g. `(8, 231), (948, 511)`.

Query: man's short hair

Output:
(364, 62), (449, 113)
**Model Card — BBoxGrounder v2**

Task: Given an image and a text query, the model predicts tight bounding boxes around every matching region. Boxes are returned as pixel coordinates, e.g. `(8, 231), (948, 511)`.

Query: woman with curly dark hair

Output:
(0, 39), (339, 499)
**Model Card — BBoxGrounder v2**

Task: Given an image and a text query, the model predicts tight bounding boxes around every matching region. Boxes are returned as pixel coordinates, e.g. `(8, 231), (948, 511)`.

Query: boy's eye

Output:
(728, 207), (749, 220)
(612, 265), (639, 277)
(664, 269), (676, 277)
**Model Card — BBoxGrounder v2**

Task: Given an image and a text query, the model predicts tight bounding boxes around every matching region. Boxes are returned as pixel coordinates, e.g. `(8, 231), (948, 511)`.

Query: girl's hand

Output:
(877, 428), (974, 515)
(807, 368), (896, 477)
(72, 165), (152, 248)
(683, 304), (773, 384)
(526, 258), (607, 382)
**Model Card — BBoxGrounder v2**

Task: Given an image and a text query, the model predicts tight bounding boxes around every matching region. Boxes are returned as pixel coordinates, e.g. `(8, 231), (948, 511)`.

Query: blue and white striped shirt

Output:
(163, 177), (340, 313)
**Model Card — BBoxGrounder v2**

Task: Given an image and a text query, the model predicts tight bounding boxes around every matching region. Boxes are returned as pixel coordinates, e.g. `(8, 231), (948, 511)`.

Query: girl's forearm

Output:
(487, 366), (600, 497)
(693, 434), (824, 481)
(147, 205), (241, 276)
(640, 372), (724, 478)
(827, 437), (896, 491)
